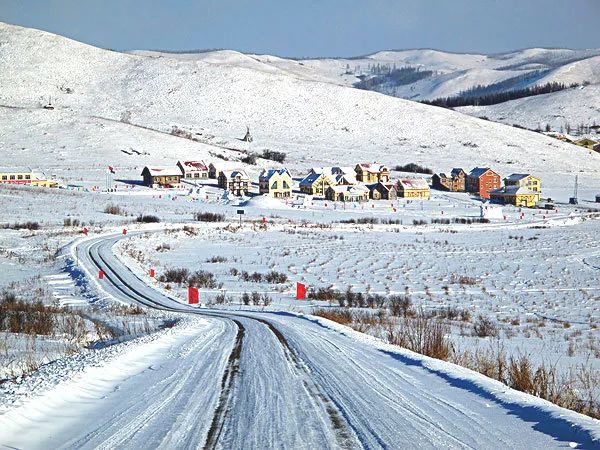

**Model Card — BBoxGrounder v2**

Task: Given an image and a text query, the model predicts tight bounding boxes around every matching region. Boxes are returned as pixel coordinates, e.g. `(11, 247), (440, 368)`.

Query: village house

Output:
(490, 186), (540, 207)
(208, 163), (220, 179)
(299, 167), (355, 196)
(397, 178), (430, 199)
(593, 143), (600, 153)
(218, 170), (250, 196)
(177, 160), (209, 180)
(368, 182), (397, 200)
(504, 173), (541, 193)
(299, 172), (334, 196)
(432, 168), (466, 192)
(325, 184), (369, 202)
(259, 168), (293, 198)
(574, 138), (598, 150)
(141, 166), (182, 188)
(355, 163), (390, 184)
(466, 168), (502, 199)
(0, 167), (58, 188)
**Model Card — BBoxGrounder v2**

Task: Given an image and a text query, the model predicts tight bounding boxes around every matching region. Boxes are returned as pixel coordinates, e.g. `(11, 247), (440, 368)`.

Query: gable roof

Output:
(397, 178), (429, 190)
(142, 166), (182, 177)
(328, 184), (369, 194)
(221, 169), (249, 180)
(469, 167), (497, 178)
(356, 163), (389, 173)
(504, 173), (533, 182)
(300, 171), (329, 186)
(450, 168), (465, 177)
(369, 182), (395, 192)
(259, 168), (291, 181)
(178, 160), (208, 172)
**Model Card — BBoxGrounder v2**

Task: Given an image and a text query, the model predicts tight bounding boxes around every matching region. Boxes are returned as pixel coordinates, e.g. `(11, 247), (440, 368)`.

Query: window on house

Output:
(9, 175), (15, 180)
(25, 175), (30, 180)
(17, 175), (23, 180)
(271, 181), (278, 189)
(283, 181), (289, 189)
(195, 173), (200, 178)
(1, 176), (6, 180)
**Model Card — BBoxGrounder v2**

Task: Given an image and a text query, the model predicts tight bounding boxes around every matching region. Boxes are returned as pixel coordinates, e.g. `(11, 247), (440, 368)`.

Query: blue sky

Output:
(2, 0), (599, 56)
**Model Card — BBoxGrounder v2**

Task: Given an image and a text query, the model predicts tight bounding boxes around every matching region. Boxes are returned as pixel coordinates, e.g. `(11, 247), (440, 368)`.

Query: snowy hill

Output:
(1, 21), (600, 191)
(458, 84), (600, 132)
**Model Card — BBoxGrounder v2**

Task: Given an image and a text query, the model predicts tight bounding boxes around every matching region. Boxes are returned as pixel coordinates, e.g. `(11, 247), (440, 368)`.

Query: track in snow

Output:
(1, 231), (598, 449)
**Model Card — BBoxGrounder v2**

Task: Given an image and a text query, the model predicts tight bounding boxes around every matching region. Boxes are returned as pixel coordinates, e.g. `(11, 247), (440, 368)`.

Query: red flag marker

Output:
(83, 227), (88, 236)
(296, 282), (306, 300)
(98, 270), (104, 280)
(122, 228), (127, 235)
(149, 268), (155, 278)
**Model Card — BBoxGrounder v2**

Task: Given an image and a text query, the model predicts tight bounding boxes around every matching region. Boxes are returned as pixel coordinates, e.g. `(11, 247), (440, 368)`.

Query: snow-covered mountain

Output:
(1, 21), (600, 191)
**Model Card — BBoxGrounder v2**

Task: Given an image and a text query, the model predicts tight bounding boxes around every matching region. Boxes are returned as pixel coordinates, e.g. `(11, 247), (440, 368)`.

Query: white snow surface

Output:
(1, 232), (599, 449)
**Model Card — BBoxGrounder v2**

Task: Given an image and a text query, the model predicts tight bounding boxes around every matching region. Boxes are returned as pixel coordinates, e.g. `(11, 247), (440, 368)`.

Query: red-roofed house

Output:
(177, 160), (209, 180)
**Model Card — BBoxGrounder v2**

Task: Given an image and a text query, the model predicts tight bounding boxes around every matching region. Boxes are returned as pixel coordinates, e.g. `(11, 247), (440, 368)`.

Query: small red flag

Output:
(149, 268), (155, 278)
(98, 270), (104, 280)
(108, 166), (115, 174)
(122, 228), (127, 235)
(296, 282), (306, 300)
(83, 227), (88, 236)
(188, 287), (199, 304)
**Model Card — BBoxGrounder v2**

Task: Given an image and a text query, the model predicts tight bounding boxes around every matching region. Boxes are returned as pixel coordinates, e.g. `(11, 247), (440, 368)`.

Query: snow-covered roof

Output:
(310, 166), (353, 177)
(397, 178), (429, 190)
(505, 173), (533, 182)
(259, 168), (291, 181)
(179, 160), (208, 172)
(468, 167), (495, 178)
(369, 182), (395, 192)
(357, 163), (389, 173)
(450, 168), (465, 177)
(329, 184), (369, 194)
(490, 186), (538, 196)
(221, 169), (249, 180)
(143, 166), (182, 177)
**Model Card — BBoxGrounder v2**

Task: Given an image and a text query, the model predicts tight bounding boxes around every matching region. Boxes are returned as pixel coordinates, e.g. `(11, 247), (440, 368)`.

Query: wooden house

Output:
(218, 170), (250, 196)
(177, 160), (209, 180)
(368, 182), (397, 200)
(397, 178), (430, 199)
(355, 163), (390, 184)
(141, 166), (182, 188)
(325, 184), (369, 202)
(466, 168), (502, 199)
(504, 173), (541, 193)
(490, 186), (539, 207)
(432, 168), (466, 192)
(259, 168), (293, 198)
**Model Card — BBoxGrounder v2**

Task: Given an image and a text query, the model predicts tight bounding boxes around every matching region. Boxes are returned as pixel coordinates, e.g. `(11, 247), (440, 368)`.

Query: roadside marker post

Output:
(98, 270), (104, 280)
(188, 287), (199, 304)
(237, 209), (244, 226)
(296, 282), (306, 300)
(83, 227), (88, 236)
(122, 228), (127, 235)
(149, 268), (155, 278)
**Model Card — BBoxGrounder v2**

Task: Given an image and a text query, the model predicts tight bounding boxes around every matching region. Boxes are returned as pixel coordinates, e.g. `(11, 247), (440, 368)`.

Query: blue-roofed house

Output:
(259, 168), (293, 197)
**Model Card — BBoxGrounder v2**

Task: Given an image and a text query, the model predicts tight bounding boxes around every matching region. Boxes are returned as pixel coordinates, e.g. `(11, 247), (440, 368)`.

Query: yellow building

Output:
(490, 186), (540, 207)
(504, 173), (541, 193)
(574, 138), (598, 150)
(0, 167), (58, 188)
(259, 168), (293, 198)
(397, 178), (430, 199)
(299, 172), (334, 196)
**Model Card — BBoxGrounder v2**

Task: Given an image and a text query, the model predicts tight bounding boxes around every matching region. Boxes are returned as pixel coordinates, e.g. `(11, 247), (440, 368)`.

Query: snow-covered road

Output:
(1, 232), (598, 449)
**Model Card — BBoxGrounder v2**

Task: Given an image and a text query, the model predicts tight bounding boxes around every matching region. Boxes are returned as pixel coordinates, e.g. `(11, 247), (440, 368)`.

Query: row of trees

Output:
(423, 81), (578, 108)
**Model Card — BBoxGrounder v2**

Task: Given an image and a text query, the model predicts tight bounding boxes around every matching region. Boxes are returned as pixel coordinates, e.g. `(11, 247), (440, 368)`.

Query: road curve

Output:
(0, 232), (597, 449)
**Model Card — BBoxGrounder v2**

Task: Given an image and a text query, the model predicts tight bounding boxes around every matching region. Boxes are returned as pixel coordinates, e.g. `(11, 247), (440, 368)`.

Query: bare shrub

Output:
(195, 212), (225, 222)
(473, 315), (499, 338)
(103, 204), (122, 215)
